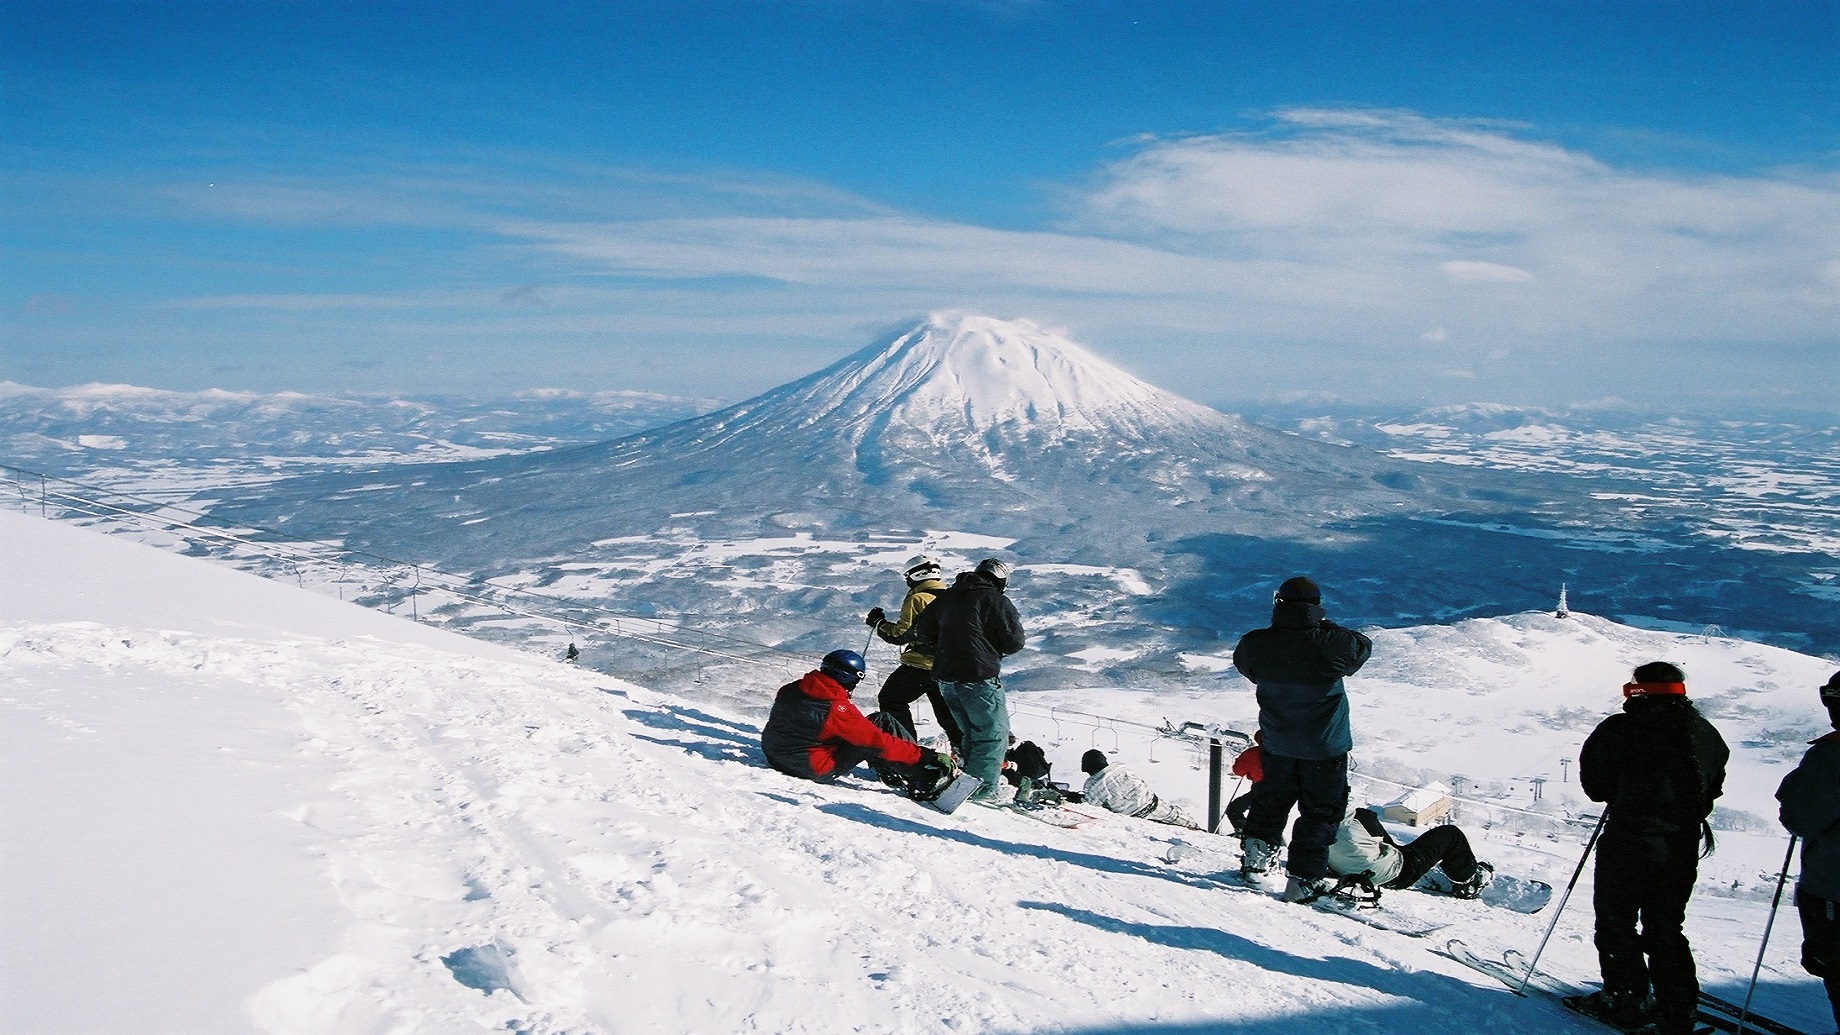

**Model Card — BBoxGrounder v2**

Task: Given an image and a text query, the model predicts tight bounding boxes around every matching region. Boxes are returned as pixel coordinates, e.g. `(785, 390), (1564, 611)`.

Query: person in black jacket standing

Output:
(1777, 670), (1840, 1033)
(913, 558), (1025, 803)
(1570, 662), (1730, 1035)
(1230, 576), (1372, 903)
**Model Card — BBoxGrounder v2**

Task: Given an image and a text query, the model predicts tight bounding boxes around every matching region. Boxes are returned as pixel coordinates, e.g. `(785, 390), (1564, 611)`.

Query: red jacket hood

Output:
(798, 670), (851, 703)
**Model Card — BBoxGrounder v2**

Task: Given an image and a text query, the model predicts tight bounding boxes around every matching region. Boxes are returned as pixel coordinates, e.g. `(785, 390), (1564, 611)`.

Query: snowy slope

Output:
(5, 511), (1836, 1035)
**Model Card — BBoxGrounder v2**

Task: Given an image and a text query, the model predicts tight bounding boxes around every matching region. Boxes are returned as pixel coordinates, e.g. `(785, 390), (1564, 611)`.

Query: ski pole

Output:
(1516, 809), (1609, 996)
(1736, 835), (1799, 1035)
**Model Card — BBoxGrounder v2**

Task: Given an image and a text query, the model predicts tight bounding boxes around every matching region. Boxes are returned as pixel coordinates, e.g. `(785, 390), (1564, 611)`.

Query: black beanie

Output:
(1633, 661), (1686, 684)
(1822, 670), (1840, 706)
(1276, 576), (1320, 603)
(1081, 749), (1108, 774)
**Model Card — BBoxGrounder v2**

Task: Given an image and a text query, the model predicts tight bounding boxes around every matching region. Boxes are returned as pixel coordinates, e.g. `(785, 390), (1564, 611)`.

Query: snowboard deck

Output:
(1417, 870), (1555, 913)
(1307, 890), (1449, 937)
(919, 772), (982, 814)
(1180, 866), (1450, 937)
(1439, 940), (1804, 1035)
(1004, 801), (1092, 827)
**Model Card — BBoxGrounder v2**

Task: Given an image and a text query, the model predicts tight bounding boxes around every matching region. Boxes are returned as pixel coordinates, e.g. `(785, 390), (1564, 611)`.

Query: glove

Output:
(909, 751), (958, 800)
(864, 607), (887, 627)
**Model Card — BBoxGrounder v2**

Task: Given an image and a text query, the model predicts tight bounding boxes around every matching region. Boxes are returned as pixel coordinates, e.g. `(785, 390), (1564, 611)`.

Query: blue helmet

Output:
(819, 648), (867, 689)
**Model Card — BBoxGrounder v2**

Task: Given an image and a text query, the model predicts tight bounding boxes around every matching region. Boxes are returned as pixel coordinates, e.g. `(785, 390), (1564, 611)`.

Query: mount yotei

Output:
(203, 315), (1838, 690)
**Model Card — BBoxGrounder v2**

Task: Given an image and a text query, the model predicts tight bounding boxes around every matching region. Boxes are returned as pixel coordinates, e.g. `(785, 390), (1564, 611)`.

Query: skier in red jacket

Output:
(761, 649), (953, 791)
(1227, 732), (1265, 835)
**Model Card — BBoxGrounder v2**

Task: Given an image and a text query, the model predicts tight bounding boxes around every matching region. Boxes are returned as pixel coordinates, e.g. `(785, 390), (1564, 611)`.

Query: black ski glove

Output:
(909, 751), (958, 799)
(865, 607), (887, 627)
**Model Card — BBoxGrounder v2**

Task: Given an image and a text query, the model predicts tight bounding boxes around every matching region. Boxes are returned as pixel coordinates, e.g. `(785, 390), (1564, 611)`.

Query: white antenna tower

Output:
(1556, 582), (1570, 619)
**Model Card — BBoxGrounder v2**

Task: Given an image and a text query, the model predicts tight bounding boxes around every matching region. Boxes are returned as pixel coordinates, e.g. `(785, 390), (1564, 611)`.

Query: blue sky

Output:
(2, 0), (1836, 410)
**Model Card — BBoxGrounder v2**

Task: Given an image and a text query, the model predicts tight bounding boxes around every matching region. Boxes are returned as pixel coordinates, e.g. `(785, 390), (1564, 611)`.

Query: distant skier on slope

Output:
(1776, 669), (1840, 1034)
(1326, 806), (1493, 899)
(864, 555), (962, 754)
(761, 649), (955, 797)
(913, 558), (1026, 804)
(1230, 576), (1372, 903)
(1567, 662), (1729, 1035)
(1079, 750), (1197, 828)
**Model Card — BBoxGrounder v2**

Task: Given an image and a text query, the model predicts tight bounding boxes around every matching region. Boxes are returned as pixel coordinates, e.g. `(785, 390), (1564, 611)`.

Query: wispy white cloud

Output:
(17, 110), (1836, 404)
(1066, 109), (1840, 345)
(458, 110), (1838, 364)
(1442, 261), (1534, 284)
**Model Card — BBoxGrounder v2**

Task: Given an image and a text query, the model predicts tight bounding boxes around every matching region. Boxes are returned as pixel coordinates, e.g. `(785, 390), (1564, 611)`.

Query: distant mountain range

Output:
(209, 315), (1539, 555)
(0, 380), (715, 469)
(161, 314), (1837, 678)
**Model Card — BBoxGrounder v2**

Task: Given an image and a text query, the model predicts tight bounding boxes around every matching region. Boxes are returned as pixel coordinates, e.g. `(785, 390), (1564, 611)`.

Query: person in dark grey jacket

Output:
(1778, 670), (1840, 1032)
(913, 558), (1025, 803)
(1230, 576), (1372, 903)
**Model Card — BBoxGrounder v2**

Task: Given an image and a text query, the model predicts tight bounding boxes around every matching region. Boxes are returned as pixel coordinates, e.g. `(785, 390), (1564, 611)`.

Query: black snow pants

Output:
(876, 664), (962, 752)
(1593, 832), (1701, 1026)
(1386, 825), (1480, 888)
(1243, 752), (1349, 880)
(832, 711), (926, 787)
(1226, 790), (1254, 834)
(1798, 888), (1840, 1032)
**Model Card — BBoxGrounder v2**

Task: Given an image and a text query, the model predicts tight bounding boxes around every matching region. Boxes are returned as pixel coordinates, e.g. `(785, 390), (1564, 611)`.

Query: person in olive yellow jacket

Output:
(865, 555), (962, 753)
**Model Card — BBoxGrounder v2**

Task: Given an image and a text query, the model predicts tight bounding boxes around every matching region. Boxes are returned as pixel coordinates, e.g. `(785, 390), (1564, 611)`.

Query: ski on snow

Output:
(1438, 939), (1808, 1035)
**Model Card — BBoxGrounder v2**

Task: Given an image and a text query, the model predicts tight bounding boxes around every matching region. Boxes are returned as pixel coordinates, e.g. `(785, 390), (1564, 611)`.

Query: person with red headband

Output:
(1568, 662), (1730, 1035)
(1776, 669), (1840, 1033)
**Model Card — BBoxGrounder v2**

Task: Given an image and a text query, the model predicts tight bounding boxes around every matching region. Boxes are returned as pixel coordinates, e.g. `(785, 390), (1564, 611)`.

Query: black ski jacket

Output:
(1231, 600), (1372, 760)
(1778, 730), (1840, 901)
(913, 570), (1025, 683)
(1581, 695), (1729, 846)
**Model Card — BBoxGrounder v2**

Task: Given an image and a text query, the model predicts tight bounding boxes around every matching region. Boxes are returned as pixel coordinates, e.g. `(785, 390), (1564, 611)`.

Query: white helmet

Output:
(902, 554), (942, 582)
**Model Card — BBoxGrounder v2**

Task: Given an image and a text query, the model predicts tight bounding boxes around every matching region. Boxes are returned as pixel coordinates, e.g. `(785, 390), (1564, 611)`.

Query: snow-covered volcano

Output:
(745, 313), (1234, 445)
(213, 313), (1526, 565)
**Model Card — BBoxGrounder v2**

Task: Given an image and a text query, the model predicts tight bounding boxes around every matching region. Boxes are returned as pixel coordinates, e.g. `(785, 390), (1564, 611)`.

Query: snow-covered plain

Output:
(5, 509), (1836, 1034)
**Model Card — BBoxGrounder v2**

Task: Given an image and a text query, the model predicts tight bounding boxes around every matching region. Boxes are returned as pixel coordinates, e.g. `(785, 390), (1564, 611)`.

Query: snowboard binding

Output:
(1324, 873), (1384, 909)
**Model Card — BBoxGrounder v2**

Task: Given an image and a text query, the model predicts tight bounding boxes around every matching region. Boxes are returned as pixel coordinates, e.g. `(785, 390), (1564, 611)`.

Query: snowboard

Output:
(919, 773), (982, 814)
(1439, 940), (1802, 1035)
(1417, 870), (1555, 913)
(1005, 800), (1095, 828)
(1307, 888), (1449, 937)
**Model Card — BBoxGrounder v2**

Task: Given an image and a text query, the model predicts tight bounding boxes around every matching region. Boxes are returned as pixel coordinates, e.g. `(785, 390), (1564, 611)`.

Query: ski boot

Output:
(1240, 837), (1277, 882)
(1281, 875), (1336, 904)
(1562, 989), (1654, 1030)
(1450, 862), (1495, 899)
